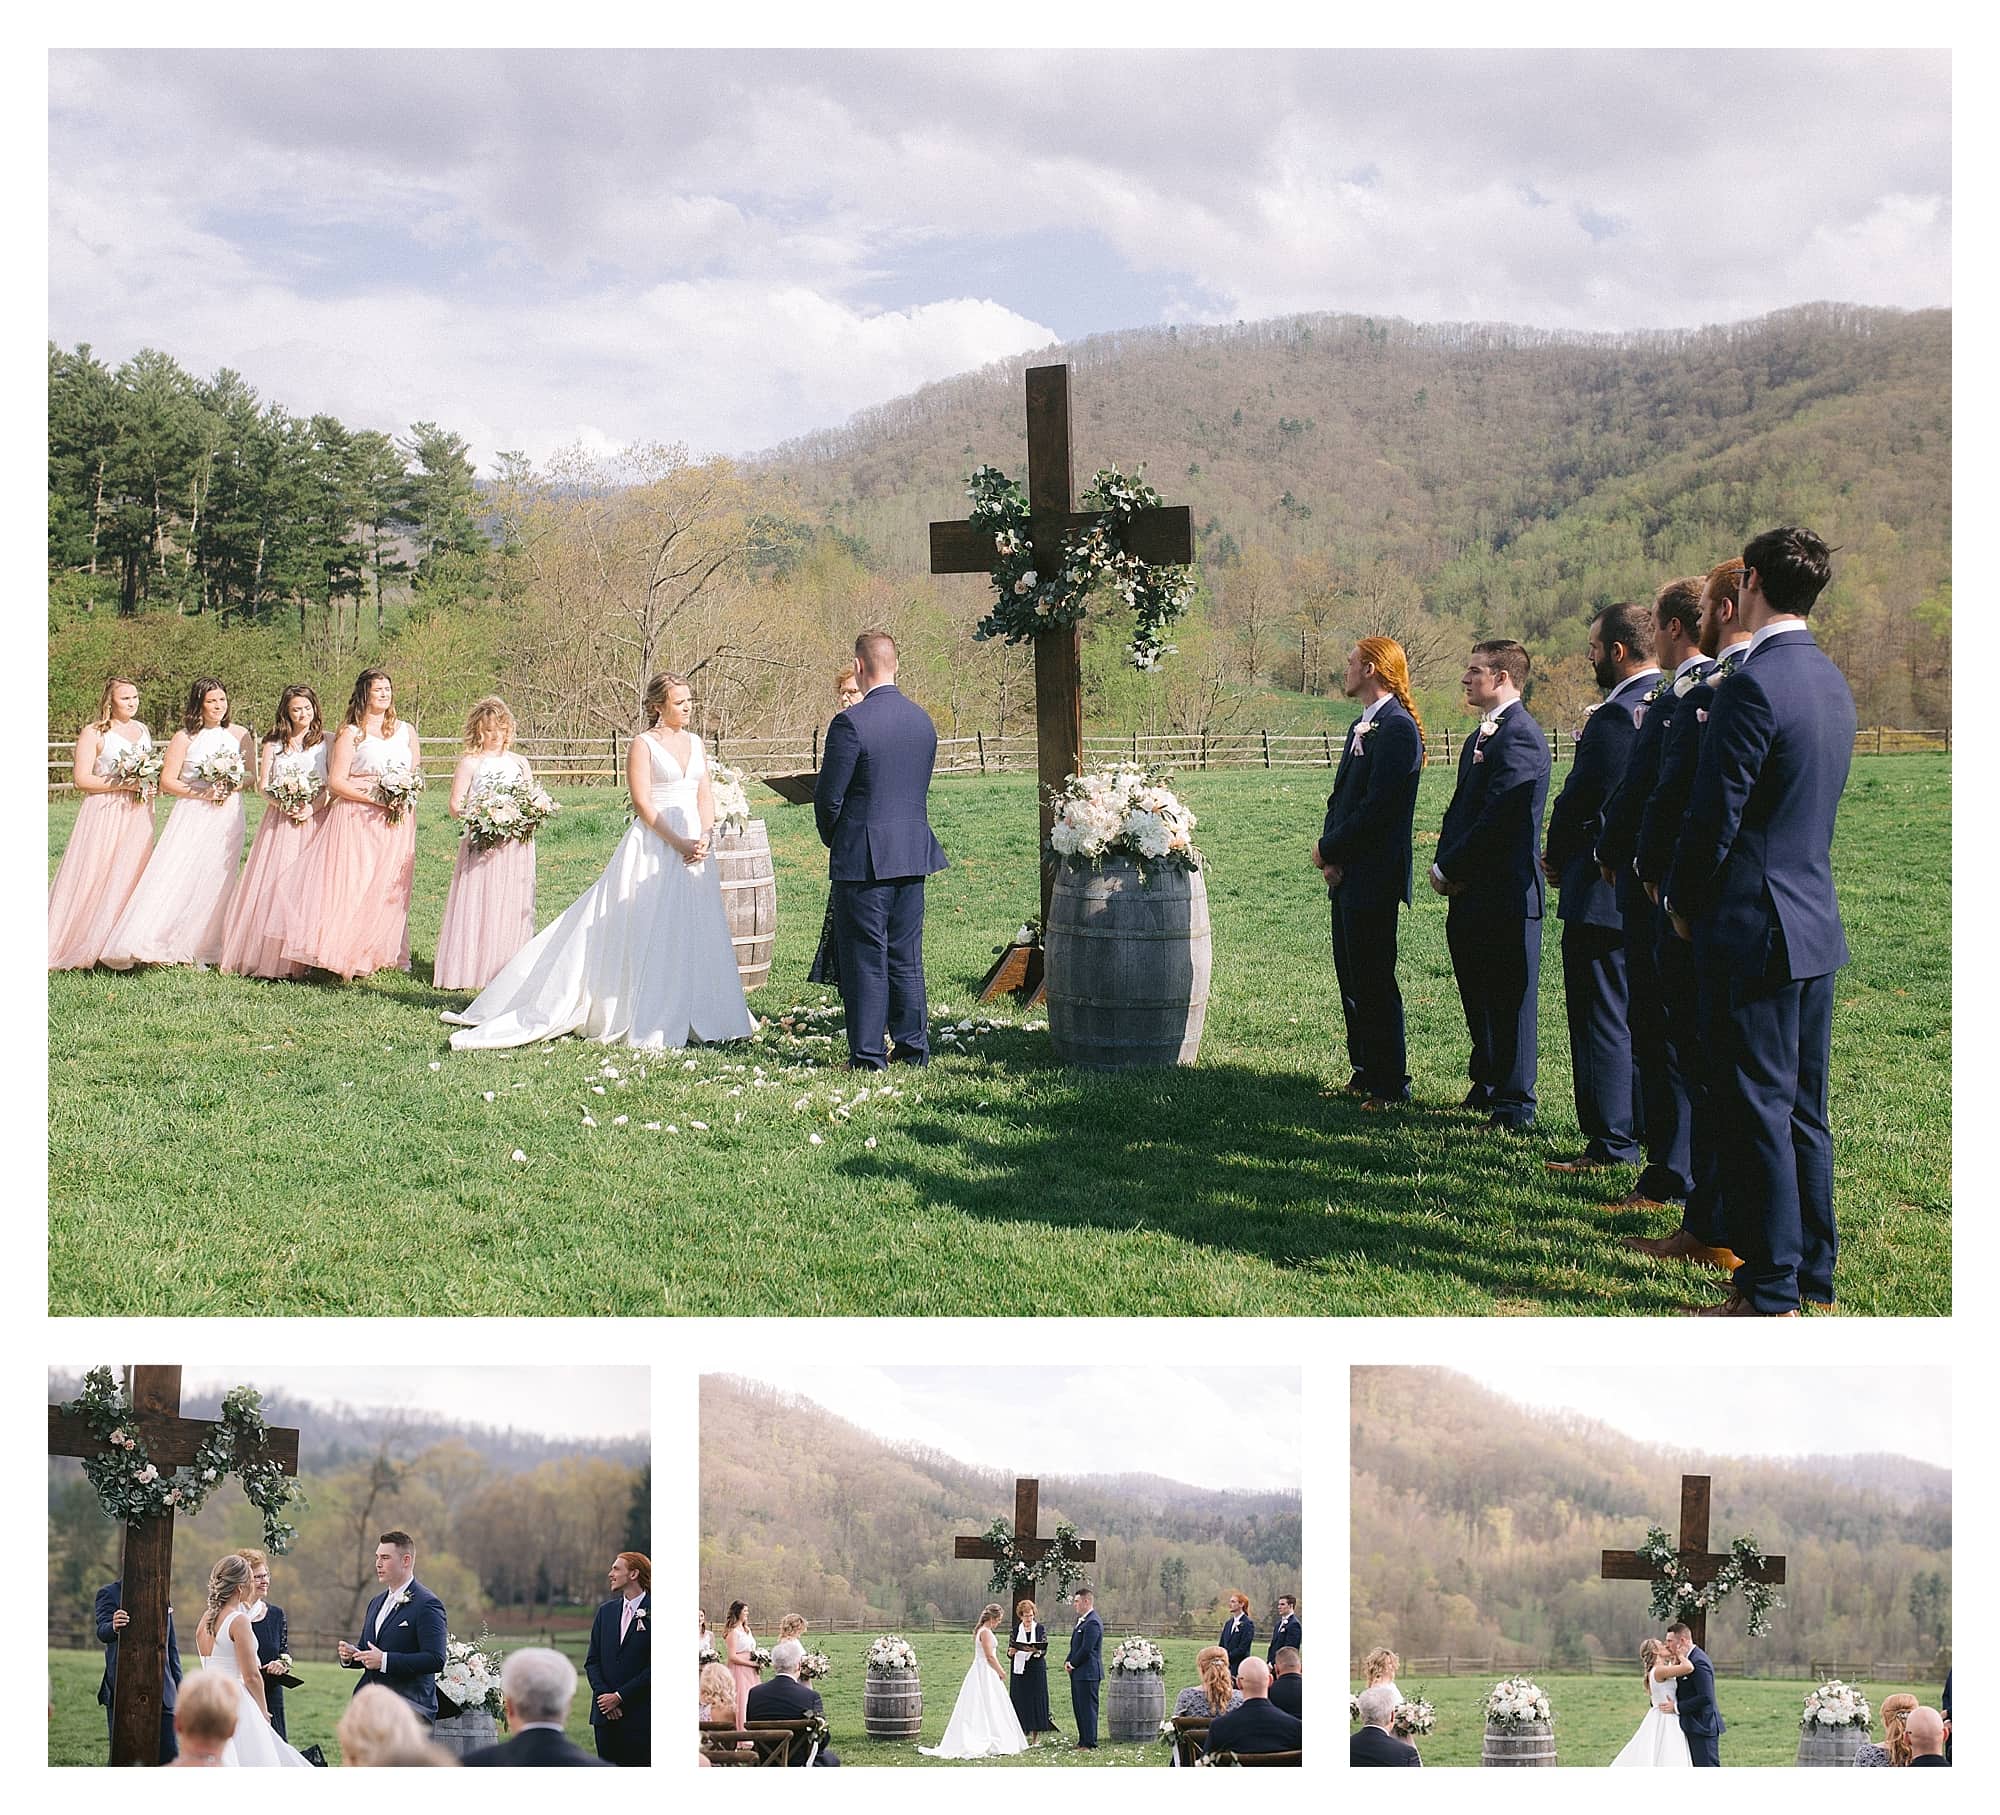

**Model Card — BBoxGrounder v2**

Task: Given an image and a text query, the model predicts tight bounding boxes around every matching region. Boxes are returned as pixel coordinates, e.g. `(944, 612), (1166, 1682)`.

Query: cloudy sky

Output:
(1453, 1365), (1951, 1469)
(47, 47), (1949, 468)
(725, 1366), (1302, 1490)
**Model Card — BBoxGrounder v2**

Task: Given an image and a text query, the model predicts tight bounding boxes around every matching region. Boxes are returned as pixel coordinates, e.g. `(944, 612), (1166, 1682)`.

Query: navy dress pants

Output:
(1330, 892), (1409, 1099)
(1560, 921), (1641, 1164)
(832, 877), (930, 1070)
(1447, 903), (1541, 1126)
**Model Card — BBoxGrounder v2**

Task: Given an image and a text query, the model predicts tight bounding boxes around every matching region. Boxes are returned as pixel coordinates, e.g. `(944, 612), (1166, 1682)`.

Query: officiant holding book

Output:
(1007, 1598), (1058, 1745)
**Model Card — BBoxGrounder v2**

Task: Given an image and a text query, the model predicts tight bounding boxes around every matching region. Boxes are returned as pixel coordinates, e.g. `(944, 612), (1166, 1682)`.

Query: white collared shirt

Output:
(1608, 666), (1661, 705)
(371, 1579), (413, 1642)
(1674, 652), (1708, 681)
(1357, 693), (1391, 724)
(1748, 619), (1813, 658)
(620, 1590), (646, 1641)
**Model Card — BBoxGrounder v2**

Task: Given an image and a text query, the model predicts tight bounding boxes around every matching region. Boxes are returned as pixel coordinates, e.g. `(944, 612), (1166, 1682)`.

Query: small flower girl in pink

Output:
(219, 685), (329, 979)
(48, 676), (158, 969)
(434, 696), (542, 991)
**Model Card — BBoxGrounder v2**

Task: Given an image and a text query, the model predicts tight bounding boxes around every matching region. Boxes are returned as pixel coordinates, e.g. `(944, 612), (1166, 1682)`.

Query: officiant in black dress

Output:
(1007, 1598), (1058, 1743)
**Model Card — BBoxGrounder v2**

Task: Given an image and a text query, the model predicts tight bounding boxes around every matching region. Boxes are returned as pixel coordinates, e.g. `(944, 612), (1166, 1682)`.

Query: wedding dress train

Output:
(919, 1627), (1029, 1759)
(1609, 1667), (1693, 1767)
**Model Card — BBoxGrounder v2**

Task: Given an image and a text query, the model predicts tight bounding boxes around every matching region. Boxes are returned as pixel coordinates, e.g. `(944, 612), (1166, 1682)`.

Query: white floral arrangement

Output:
(1107, 1635), (1166, 1676)
(698, 1635), (719, 1665)
(188, 744), (245, 795)
(463, 773), (559, 848)
(106, 743), (165, 798)
(374, 763), (427, 822)
(273, 1651), (294, 1675)
(711, 763), (752, 837)
(865, 1634), (919, 1674)
(438, 1631), (506, 1720)
(1393, 1694), (1436, 1737)
(265, 763), (322, 824)
(1047, 767), (1200, 873)
(1801, 1680), (1871, 1730)
(799, 1650), (831, 1682)
(1349, 1694), (1362, 1723)
(748, 1645), (774, 1669)
(1484, 1675), (1552, 1730)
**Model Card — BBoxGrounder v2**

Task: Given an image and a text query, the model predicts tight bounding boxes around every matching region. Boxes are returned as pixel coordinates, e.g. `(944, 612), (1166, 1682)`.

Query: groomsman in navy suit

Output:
(1265, 1594), (1302, 1665)
(339, 1530), (448, 1724)
(1432, 641), (1552, 1131)
(814, 630), (949, 1070)
(1218, 1593), (1256, 1675)
(1544, 604), (1660, 1177)
(584, 1551), (651, 1765)
(244, 1549), (290, 1740)
(1666, 527), (1856, 1316)
(1064, 1586), (1104, 1749)
(95, 1577), (182, 1763)
(1313, 638), (1424, 1107)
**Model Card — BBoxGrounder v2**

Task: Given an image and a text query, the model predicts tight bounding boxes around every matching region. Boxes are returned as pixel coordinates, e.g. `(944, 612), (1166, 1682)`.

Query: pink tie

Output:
(621, 1601), (633, 1641)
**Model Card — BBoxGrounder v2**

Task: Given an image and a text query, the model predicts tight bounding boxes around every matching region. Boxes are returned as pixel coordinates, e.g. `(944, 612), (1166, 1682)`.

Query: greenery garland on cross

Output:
(1636, 1524), (1784, 1637)
(978, 1515), (1090, 1601)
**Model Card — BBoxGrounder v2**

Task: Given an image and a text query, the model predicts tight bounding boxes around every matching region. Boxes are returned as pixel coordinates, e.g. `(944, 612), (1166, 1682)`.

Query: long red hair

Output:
(1356, 637), (1425, 747)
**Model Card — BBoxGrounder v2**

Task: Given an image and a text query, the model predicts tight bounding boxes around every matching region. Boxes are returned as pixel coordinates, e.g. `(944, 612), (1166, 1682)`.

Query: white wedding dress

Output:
(1610, 1667), (1693, 1768)
(445, 731), (755, 1050)
(199, 1605), (312, 1767)
(919, 1626), (1029, 1759)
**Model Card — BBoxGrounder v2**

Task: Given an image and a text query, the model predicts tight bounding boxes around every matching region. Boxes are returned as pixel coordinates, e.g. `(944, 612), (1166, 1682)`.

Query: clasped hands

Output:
(338, 1640), (388, 1671)
(595, 1690), (624, 1719)
(1307, 842), (1342, 891)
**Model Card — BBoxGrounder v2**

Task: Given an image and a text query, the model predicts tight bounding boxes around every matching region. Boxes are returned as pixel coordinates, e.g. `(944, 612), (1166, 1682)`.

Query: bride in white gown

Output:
(194, 1555), (311, 1767)
(445, 672), (755, 1051)
(919, 1603), (1029, 1760)
(1610, 1638), (1694, 1767)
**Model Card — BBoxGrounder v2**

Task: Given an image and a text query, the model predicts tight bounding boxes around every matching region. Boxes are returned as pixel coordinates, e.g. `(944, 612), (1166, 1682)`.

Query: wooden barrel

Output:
(1481, 1720), (1557, 1765)
(1045, 858), (1210, 1069)
(716, 820), (775, 992)
(1106, 1670), (1166, 1742)
(863, 1668), (922, 1740)
(1796, 1725), (1867, 1766)
(430, 1707), (499, 1758)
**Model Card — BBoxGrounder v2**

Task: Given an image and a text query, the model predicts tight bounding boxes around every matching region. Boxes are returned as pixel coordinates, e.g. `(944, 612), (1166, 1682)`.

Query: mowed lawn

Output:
(48, 754), (1949, 1317)
(1346, 1672), (1945, 1767)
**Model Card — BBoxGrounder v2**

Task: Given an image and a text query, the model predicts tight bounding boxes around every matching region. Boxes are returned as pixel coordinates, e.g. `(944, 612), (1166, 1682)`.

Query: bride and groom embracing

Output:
(920, 1587), (1102, 1761)
(1612, 1621), (1725, 1768)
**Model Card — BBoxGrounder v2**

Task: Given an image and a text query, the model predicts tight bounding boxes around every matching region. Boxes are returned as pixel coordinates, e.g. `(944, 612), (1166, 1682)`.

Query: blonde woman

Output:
(1363, 1646), (1399, 1689)
(698, 1661), (738, 1765)
(191, 1553), (310, 1767)
(807, 661), (865, 987)
(919, 1602), (1028, 1758)
(338, 1681), (429, 1765)
(1609, 1637), (1693, 1768)
(435, 696), (541, 989)
(1855, 1692), (1920, 1766)
(219, 685), (327, 979)
(49, 676), (157, 969)
(777, 1613), (808, 1646)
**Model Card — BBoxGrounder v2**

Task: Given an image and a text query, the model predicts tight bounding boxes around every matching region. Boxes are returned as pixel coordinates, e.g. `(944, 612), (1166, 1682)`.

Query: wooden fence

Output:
(1351, 1653), (1944, 1681)
(49, 1618), (591, 1663)
(46, 724), (1951, 794)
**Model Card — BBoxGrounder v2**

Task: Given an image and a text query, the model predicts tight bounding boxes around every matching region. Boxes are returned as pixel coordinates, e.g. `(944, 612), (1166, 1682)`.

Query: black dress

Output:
(1008, 1622), (1057, 1735)
(807, 895), (840, 987)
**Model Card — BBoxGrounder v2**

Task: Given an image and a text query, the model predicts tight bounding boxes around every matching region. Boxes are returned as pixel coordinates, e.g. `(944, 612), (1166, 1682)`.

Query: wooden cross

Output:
(1600, 1472), (1786, 1651)
(929, 363), (1194, 999)
(952, 1477), (1098, 1591)
(49, 1366), (301, 1766)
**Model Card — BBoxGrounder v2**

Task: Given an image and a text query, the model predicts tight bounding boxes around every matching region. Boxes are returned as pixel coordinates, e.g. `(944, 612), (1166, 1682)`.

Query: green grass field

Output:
(47, 1645), (599, 1765)
(1348, 1672), (1943, 1766)
(48, 755), (1949, 1317)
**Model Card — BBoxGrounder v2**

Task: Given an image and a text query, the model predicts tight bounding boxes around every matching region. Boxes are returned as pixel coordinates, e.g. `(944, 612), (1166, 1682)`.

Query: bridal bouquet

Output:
(1047, 767), (1200, 874)
(799, 1650), (831, 1681)
(1801, 1680), (1871, 1729)
(711, 763), (752, 837)
(188, 745), (246, 795)
(438, 1631), (506, 1720)
(1484, 1676), (1552, 1730)
(1392, 1693), (1436, 1737)
(699, 1634), (719, 1666)
(106, 744), (164, 798)
(865, 1634), (919, 1673)
(749, 1645), (774, 1669)
(1108, 1636), (1166, 1676)
(265, 764), (322, 823)
(374, 764), (427, 823)
(464, 774), (560, 848)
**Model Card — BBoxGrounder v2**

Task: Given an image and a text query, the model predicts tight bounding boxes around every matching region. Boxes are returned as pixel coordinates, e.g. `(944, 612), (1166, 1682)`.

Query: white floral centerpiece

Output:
(865, 1634), (919, 1673)
(438, 1631), (505, 1720)
(464, 774), (559, 848)
(1047, 767), (1201, 875)
(1801, 1680), (1871, 1729)
(188, 744), (245, 795)
(711, 763), (752, 837)
(1484, 1675), (1552, 1730)
(1107, 1636), (1166, 1676)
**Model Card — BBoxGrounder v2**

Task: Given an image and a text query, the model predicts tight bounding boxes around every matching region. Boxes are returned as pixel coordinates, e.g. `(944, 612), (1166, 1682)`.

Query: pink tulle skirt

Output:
(434, 834), (537, 990)
(277, 796), (416, 981)
(99, 792), (245, 969)
(48, 790), (158, 970)
(218, 800), (327, 979)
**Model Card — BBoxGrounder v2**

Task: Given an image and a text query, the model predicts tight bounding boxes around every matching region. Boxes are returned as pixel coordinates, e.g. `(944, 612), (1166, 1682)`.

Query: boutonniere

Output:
(1642, 680), (1667, 704)
(1673, 671), (1701, 697)
(1351, 718), (1377, 743)
(1477, 712), (1501, 739)
(389, 1588), (412, 1613)
(632, 1608), (647, 1630)
(1695, 707), (1709, 723)
(1706, 659), (1736, 686)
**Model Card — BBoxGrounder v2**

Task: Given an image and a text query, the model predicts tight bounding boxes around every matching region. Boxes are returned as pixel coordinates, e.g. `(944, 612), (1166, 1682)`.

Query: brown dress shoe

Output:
(1360, 1096), (1406, 1112)
(1599, 1190), (1672, 1212)
(1622, 1228), (1742, 1271)
(1686, 1291), (1798, 1317)
(1545, 1155), (1614, 1174)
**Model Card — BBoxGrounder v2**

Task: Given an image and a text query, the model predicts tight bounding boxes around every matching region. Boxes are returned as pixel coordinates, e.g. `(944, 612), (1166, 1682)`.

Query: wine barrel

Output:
(863, 1668), (922, 1740)
(1106, 1670), (1166, 1742)
(431, 1707), (499, 1758)
(716, 819), (776, 992)
(1796, 1725), (1868, 1766)
(1481, 1721), (1557, 1765)
(1045, 857), (1210, 1069)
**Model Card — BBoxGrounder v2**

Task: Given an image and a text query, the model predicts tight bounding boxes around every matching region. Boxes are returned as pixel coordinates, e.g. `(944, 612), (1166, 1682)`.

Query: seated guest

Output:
(338, 1682), (428, 1765)
(1270, 1646), (1302, 1719)
(699, 1661), (735, 1724)
(1219, 1592), (1256, 1676)
(1906, 1705), (1948, 1765)
(462, 1648), (609, 1767)
(1266, 1594), (1302, 1664)
(166, 1672), (238, 1767)
(1351, 1682), (1421, 1766)
(1172, 1645), (1243, 1720)
(1855, 1692), (1918, 1766)
(1204, 1657), (1301, 1758)
(744, 1637), (841, 1765)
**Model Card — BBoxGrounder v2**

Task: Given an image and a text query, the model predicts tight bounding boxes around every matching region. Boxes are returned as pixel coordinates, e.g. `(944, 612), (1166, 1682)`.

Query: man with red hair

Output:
(584, 1551), (651, 1764)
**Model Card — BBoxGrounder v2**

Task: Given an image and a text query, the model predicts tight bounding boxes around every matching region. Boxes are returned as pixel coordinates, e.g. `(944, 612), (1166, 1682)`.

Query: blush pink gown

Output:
(276, 724), (419, 981)
(728, 1628), (760, 1720)
(99, 726), (250, 969)
(434, 752), (538, 990)
(218, 741), (329, 979)
(48, 725), (158, 970)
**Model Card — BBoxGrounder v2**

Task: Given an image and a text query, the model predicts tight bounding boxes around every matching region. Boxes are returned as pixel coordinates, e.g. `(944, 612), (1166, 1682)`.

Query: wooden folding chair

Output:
(1235, 1748), (1303, 1767)
(1171, 1714), (1213, 1766)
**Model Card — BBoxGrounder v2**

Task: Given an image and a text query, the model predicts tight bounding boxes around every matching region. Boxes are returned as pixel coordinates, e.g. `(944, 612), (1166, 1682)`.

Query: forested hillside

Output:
(699, 1375), (1301, 1630)
(1350, 1368), (1951, 1670)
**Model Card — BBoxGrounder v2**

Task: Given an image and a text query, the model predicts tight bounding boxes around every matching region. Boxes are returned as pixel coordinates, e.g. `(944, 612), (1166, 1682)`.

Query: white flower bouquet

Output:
(711, 763), (752, 837)
(374, 764), (427, 823)
(799, 1650), (831, 1682)
(1349, 1694), (1363, 1723)
(273, 1651), (294, 1675)
(106, 744), (164, 798)
(464, 774), (559, 848)
(1047, 767), (1200, 873)
(865, 1634), (919, 1674)
(1484, 1675), (1552, 1730)
(188, 744), (246, 795)
(265, 763), (322, 823)
(698, 1636), (719, 1666)
(1392, 1694), (1436, 1737)
(1108, 1636), (1166, 1676)
(1801, 1680), (1871, 1729)
(748, 1645), (774, 1670)
(438, 1631), (505, 1720)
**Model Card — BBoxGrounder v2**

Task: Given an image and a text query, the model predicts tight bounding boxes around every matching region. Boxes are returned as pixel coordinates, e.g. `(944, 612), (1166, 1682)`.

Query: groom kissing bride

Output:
(1611, 1621), (1725, 1768)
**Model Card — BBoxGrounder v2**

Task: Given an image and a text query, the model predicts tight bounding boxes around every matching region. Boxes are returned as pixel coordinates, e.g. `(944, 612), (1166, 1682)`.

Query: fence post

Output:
(609, 730), (619, 785)
(1261, 728), (1271, 768)
(977, 731), (987, 773)
(1322, 729), (1334, 766)
(1876, 724), (1884, 754)
(1443, 728), (1451, 764)
(1130, 729), (1138, 763)
(812, 724), (820, 769)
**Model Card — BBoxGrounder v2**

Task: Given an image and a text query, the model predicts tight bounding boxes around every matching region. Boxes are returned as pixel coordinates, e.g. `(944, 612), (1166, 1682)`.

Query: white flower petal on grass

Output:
(691, 1120), (708, 1131)
(428, 1061), (441, 1071)
(643, 1122), (662, 1131)
(613, 1115), (628, 1126)
(483, 1091), (496, 1102)
(590, 1084), (606, 1095)
(865, 1136), (878, 1149)
(683, 1059), (698, 1070)
(665, 1124), (679, 1135)
(511, 1149), (528, 1163)
(581, 1114), (596, 1128)
(809, 1132), (824, 1145)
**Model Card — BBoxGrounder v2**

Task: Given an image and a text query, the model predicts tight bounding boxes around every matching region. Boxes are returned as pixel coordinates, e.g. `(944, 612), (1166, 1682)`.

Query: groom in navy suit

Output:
(1667, 1622), (1724, 1765)
(339, 1530), (448, 1724)
(1432, 640), (1552, 1131)
(95, 1577), (182, 1763)
(583, 1551), (651, 1765)
(815, 630), (949, 1070)
(1666, 527), (1855, 1317)
(1064, 1586), (1104, 1749)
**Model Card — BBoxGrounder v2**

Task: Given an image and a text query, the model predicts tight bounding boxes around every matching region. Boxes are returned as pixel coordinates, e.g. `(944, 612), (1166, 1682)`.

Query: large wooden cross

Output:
(952, 1477), (1098, 1593)
(1600, 1472), (1786, 1651)
(929, 363), (1193, 998)
(49, 1366), (301, 1766)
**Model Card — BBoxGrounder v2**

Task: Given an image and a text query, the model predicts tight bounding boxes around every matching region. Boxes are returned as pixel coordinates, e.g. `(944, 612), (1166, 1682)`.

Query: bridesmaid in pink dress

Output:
(100, 678), (253, 969)
(277, 668), (420, 981)
(724, 1602), (762, 1718)
(219, 685), (329, 979)
(434, 696), (540, 990)
(49, 676), (158, 969)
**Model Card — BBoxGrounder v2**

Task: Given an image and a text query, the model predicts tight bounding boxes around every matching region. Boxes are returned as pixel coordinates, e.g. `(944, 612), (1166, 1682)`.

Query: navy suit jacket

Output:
(1206, 1696), (1302, 1756)
(1635, 659), (1722, 887)
(1265, 1613), (1302, 1664)
(251, 1603), (288, 1706)
(1269, 1672), (1302, 1719)
(96, 1579), (182, 1711)
(1600, 667), (1690, 878)
(745, 1673), (837, 1765)
(583, 1592), (650, 1730)
(1674, 1645), (1726, 1741)
(814, 684), (949, 882)
(462, 1726), (609, 1767)
(1316, 697), (1423, 908)
(1065, 1611), (1103, 1680)
(354, 1579), (448, 1720)
(1351, 1723), (1422, 1765)
(1545, 671), (1654, 928)
(1219, 1614), (1256, 1671)
(1665, 629), (1855, 980)
(1435, 702), (1551, 917)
